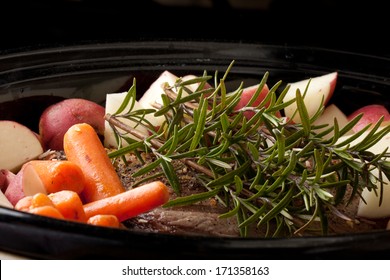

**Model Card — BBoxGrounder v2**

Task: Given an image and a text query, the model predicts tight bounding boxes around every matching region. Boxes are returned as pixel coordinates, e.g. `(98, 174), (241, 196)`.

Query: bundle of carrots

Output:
(14, 123), (170, 228)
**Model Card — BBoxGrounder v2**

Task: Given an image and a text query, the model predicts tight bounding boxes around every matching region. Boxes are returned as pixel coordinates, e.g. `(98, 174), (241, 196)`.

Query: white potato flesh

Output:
(21, 163), (47, 196)
(337, 128), (390, 218)
(104, 91), (150, 148)
(0, 120), (43, 173)
(138, 70), (180, 109)
(312, 104), (353, 139)
(139, 71), (201, 126)
(358, 167), (390, 219)
(283, 72), (337, 123)
(138, 71), (180, 129)
(0, 191), (13, 208)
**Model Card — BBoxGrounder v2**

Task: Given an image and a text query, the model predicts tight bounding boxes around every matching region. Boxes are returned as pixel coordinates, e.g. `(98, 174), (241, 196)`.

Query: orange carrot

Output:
(30, 192), (55, 208)
(15, 193), (54, 211)
(29, 205), (65, 219)
(87, 214), (121, 228)
(83, 181), (170, 222)
(63, 123), (125, 203)
(25, 160), (86, 194)
(48, 190), (87, 222)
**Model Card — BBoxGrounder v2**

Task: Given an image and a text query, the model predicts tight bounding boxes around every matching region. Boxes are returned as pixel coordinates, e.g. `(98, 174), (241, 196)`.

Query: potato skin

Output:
(0, 169), (16, 192)
(39, 98), (105, 151)
(4, 168), (25, 206)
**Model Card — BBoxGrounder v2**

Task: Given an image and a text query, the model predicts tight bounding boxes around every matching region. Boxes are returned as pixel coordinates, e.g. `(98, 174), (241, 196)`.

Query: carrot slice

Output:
(63, 123), (125, 203)
(83, 181), (170, 222)
(24, 160), (86, 194)
(87, 214), (121, 228)
(29, 205), (65, 219)
(48, 190), (87, 222)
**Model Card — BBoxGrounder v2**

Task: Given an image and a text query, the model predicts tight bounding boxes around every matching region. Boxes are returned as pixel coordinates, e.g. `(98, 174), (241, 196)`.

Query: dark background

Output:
(1, 0), (388, 57)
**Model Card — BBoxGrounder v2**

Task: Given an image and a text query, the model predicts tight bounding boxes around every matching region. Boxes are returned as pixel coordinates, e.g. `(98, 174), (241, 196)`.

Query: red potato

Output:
(39, 98), (105, 151)
(347, 104), (390, 133)
(233, 83), (283, 119)
(335, 121), (390, 218)
(137, 71), (212, 128)
(0, 120), (44, 173)
(4, 162), (47, 206)
(138, 71), (179, 109)
(335, 104), (390, 218)
(283, 72), (338, 123)
(138, 71), (180, 129)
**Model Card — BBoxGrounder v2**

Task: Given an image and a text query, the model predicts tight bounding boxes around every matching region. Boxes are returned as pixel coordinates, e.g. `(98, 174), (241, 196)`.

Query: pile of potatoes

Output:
(0, 98), (105, 207)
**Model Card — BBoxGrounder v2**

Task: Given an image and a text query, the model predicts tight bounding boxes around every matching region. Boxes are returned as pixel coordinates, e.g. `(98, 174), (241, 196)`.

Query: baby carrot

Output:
(87, 214), (121, 228)
(63, 123), (125, 203)
(25, 160), (86, 194)
(30, 192), (55, 209)
(29, 205), (65, 220)
(48, 190), (87, 222)
(83, 180), (170, 222)
(15, 193), (55, 211)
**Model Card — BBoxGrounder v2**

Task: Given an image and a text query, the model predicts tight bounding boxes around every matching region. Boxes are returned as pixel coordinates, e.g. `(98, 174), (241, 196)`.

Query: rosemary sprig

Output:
(105, 62), (390, 237)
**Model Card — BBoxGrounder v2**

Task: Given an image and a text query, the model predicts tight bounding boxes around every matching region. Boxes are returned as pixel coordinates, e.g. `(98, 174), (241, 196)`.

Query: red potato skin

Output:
(39, 98), (105, 151)
(4, 169), (24, 206)
(234, 84), (281, 119)
(347, 104), (390, 132)
(0, 172), (4, 189)
(0, 169), (16, 192)
(326, 76), (337, 105)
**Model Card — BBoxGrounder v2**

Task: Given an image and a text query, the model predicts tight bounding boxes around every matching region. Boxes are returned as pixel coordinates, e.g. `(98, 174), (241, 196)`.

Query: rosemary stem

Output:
(105, 113), (164, 148)
(184, 159), (214, 177)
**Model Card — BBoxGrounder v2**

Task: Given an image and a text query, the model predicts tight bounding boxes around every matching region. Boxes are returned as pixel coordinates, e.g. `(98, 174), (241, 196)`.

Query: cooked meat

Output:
(125, 206), (240, 237)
